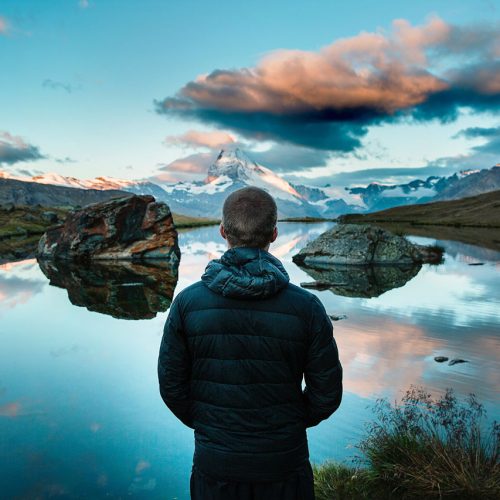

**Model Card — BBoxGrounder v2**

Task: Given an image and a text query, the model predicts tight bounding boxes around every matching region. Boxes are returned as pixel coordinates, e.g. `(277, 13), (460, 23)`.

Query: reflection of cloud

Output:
(135, 460), (151, 474)
(90, 422), (101, 433)
(363, 265), (499, 326)
(0, 275), (45, 311)
(50, 344), (81, 358)
(0, 401), (22, 417)
(0, 16), (9, 35)
(335, 318), (441, 398)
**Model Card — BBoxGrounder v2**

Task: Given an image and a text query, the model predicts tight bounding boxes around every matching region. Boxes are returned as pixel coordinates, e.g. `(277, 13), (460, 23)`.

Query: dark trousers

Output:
(190, 461), (315, 500)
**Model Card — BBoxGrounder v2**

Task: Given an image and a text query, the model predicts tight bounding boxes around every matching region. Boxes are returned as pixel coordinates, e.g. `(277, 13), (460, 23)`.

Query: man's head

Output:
(220, 187), (278, 250)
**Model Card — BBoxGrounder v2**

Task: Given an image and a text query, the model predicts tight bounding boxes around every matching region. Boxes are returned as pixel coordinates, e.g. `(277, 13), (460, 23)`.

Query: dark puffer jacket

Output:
(158, 247), (342, 481)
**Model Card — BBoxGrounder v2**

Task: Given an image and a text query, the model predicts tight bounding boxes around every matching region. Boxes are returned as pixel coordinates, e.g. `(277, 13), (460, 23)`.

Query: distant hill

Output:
(0, 178), (131, 208)
(340, 189), (500, 228)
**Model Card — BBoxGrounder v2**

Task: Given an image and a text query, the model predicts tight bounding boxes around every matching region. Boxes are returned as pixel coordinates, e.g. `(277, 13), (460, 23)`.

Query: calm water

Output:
(1, 222), (499, 499)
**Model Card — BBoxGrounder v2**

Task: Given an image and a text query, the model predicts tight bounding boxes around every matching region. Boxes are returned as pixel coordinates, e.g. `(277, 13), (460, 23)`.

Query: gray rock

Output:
(41, 211), (59, 224)
(292, 224), (443, 266)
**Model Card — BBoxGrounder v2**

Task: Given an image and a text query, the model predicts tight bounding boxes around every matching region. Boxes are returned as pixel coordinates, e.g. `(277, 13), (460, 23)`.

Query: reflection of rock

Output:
(297, 263), (421, 298)
(37, 259), (178, 319)
(293, 224), (442, 266)
(37, 195), (180, 262)
(448, 358), (468, 366)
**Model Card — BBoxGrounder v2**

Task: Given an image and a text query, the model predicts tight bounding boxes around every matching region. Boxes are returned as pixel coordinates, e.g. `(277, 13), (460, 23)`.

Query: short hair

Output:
(222, 187), (277, 248)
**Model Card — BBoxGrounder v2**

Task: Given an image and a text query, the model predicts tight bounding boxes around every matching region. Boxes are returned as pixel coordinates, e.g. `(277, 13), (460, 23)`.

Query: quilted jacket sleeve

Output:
(303, 294), (343, 427)
(158, 296), (194, 428)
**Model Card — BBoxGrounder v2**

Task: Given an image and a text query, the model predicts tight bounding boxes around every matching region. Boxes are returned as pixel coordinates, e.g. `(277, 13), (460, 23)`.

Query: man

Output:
(158, 187), (343, 500)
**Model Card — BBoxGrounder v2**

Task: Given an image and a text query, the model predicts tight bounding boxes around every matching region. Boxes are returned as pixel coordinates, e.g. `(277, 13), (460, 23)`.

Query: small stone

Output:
(329, 314), (348, 321)
(41, 211), (59, 224)
(434, 356), (449, 363)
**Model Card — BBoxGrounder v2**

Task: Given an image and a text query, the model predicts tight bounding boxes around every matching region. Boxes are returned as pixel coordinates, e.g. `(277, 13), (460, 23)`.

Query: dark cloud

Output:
(250, 145), (331, 172)
(42, 79), (80, 93)
(55, 156), (77, 164)
(156, 17), (500, 152)
(0, 132), (45, 165)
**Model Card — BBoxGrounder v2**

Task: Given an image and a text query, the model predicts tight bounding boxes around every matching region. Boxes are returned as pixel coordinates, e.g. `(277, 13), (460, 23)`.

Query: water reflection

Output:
(297, 263), (422, 297)
(0, 222), (499, 499)
(37, 259), (179, 320)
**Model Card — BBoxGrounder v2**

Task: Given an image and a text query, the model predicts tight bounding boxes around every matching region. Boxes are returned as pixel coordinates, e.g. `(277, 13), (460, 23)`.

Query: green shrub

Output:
(359, 387), (500, 498)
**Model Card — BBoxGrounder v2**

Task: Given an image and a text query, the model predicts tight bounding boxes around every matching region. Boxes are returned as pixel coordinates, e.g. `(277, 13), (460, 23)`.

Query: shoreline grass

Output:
(314, 387), (499, 499)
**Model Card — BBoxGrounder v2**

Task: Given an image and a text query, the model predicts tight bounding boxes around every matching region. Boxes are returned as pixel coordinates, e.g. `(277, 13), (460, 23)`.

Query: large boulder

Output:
(292, 224), (442, 266)
(37, 195), (180, 262)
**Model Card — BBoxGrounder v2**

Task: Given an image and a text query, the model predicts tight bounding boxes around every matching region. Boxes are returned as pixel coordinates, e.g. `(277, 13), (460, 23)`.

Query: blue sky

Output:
(0, 0), (499, 187)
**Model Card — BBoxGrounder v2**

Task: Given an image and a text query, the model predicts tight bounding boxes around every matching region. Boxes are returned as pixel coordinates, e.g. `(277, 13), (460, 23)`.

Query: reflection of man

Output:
(158, 187), (343, 500)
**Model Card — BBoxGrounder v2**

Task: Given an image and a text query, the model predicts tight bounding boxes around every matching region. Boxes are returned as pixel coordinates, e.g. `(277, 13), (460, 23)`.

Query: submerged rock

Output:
(37, 195), (180, 262)
(293, 224), (443, 266)
(37, 258), (178, 320)
(298, 263), (421, 298)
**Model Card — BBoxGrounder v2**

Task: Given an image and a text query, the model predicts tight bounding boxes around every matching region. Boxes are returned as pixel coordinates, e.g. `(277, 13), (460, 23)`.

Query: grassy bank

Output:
(314, 387), (499, 499)
(339, 190), (500, 228)
(172, 212), (220, 228)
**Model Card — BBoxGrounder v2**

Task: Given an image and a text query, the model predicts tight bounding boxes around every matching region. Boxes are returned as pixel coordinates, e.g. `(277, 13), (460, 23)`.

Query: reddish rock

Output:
(37, 195), (180, 262)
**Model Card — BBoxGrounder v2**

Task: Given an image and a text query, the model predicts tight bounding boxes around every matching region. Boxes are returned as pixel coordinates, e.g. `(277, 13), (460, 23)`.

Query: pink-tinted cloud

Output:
(0, 16), (9, 35)
(165, 130), (236, 149)
(0, 131), (45, 165)
(156, 17), (500, 151)
(0, 401), (22, 417)
(149, 152), (212, 183)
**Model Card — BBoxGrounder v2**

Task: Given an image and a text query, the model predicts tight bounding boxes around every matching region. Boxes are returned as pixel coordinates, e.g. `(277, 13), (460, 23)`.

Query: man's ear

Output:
(270, 226), (278, 243)
(219, 224), (227, 240)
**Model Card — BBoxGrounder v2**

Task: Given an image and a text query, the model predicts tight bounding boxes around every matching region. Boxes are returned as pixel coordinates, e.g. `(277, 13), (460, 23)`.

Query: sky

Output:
(0, 0), (499, 188)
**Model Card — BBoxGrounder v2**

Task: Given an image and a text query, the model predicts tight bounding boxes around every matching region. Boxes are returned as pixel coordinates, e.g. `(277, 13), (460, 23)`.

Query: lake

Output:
(1, 222), (499, 499)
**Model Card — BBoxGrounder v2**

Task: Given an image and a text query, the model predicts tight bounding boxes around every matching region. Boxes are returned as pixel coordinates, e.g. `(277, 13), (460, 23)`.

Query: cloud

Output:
(0, 16), (9, 35)
(250, 145), (331, 172)
(78, 0), (90, 8)
(149, 152), (213, 183)
(165, 130), (236, 149)
(285, 164), (456, 188)
(156, 17), (500, 152)
(0, 132), (45, 165)
(428, 125), (500, 171)
(42, 79), (80, 93)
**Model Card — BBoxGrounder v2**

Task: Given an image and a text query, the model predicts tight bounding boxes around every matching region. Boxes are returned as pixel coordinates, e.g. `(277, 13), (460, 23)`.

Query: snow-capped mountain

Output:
(346, 166), (500, 211)
(159, 148), (335, 218)
(2, 151), (498, 218)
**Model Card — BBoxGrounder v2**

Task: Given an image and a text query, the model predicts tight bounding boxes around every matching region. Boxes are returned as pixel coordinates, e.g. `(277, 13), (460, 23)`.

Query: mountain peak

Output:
(206, 147), (259, 182)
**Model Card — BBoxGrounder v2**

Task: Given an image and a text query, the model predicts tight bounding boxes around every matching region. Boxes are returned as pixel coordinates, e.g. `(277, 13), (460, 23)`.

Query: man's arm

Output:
(157, 296), (194, 428)
(303, 294), (343, 428)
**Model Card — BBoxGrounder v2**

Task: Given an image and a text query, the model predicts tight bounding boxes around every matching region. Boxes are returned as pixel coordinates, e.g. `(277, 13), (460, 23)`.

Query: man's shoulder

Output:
(281, 281), (317, 303)
(175, 280), (206, 303)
